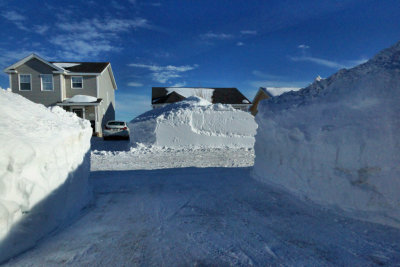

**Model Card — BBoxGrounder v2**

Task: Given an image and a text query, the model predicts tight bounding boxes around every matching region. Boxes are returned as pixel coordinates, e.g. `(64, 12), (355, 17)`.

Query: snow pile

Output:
(166, 87), (215, 103)
(253, 41), (400, 227)
(129, 96), (257, 148)
(65, 94), (97, 103)
(0, 90), (92, 262)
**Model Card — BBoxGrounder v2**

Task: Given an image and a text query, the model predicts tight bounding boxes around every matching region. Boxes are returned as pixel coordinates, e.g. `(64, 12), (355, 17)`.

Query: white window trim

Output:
(41, 74), (54, 91)
(18, 74), (32, 91)
(71, 76), (83, 89)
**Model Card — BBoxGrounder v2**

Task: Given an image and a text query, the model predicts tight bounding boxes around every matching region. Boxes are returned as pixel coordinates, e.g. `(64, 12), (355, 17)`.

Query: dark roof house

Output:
(152, 87), (251, 111)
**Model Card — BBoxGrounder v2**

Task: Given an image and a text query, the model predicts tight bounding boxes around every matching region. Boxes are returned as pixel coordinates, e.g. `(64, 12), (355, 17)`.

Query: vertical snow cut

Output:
(0, 90), (92, 262)
(129, 96), (257, 148)
(253, 41), (400, 228)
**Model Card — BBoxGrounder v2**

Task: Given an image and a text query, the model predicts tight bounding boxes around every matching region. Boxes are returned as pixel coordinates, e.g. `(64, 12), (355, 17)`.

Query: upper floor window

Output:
(41, 74), (53, 91)
(71, 76), (83, 89)
(19, 74), (31, 91)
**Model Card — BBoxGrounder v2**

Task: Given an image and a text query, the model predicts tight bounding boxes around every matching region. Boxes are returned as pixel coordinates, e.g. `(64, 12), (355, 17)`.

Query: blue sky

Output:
(1, 0), (399, 121)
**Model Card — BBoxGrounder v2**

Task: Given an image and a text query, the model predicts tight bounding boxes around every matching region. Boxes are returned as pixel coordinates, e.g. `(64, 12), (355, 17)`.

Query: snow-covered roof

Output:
(166, 88), (215, 103)
(52, 62), (81, 69)
(56, 95), (102, 106)
(152, 87), (251, 105)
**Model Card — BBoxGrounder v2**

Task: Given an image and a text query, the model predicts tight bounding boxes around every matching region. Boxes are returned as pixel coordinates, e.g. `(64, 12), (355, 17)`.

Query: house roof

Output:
(50, 62), (110, 73)
(4, 53), (117, 90)
(152, 91), (186, 104)
(152, 87), (251, 105)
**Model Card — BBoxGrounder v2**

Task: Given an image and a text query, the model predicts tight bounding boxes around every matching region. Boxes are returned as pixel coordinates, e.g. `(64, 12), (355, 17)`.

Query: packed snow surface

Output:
(166, 87), (215, 103)
(129, 96), (257, 148)
(5, 142), (400, 265)
(0, 90), (92, 262)
(91, 139), (254, 171)
(65, 95), (97, 103)
(254, 41), (400, 227)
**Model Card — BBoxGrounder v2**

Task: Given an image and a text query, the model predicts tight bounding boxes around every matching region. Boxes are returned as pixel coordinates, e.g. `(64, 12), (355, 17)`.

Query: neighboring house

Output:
(249, 87), (301, 116)
(4, 54), (117, 136)
(152, 87), (251, 111)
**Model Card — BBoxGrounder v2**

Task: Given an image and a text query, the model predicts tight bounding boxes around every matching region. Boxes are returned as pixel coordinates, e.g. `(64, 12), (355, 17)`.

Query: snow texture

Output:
(166, 87), (215, 103)
(129, 96), (257, 148)
(5, 165), (400, 266)
(65, 94), (97, 103)
(253, 41), (400, 228)
(52, 62), (81, 69)
(263, 87), (301, 97)
(0, 90), (92, 263)
(91, 140), (254, 171)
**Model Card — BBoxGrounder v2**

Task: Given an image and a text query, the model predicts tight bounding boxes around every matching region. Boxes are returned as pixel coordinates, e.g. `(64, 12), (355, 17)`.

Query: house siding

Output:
(11, 58), (61, 106)
(64, 75), (97, 98)
(97, 66), (116, 133)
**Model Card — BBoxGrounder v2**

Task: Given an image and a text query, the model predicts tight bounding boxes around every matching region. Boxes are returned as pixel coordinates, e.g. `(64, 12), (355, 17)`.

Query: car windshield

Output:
(108, 121), (125, 126)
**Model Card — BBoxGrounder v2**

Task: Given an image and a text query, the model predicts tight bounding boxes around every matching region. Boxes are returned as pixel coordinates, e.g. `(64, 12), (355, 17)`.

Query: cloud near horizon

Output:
(290, 55), (368, 69)
(128, 63), (198, 83)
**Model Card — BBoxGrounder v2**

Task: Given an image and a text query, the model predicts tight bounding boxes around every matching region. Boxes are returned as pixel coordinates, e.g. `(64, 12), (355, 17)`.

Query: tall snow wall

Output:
(253, 41), (400, 228)
(129, 97), (257, 148)
(0, 90), (92, 263)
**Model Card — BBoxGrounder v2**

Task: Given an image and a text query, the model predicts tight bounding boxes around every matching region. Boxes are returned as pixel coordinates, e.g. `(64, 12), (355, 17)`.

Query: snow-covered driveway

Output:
(5, 165), (400, 266)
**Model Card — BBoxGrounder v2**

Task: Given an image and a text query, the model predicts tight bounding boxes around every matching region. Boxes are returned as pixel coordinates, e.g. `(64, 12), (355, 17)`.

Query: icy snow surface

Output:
(65, 95), (97, 103)
(4, 139), (400, 266)
(129, 96), (257, 148)
(0, 90), (92, 262)
(254, 41), (400, 227)
(166, 87), (215, 103)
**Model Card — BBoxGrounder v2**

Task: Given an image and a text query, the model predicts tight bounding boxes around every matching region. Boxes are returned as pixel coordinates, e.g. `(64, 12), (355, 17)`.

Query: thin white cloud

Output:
(200, 32), (235, 40)
(236, 42), (244, 46)
(170, 81), (187, 87)
(127, 82), (143, 87)
(250, 79), (309, 89)
(290, 56), (347, 69)
(250, 70), (309, 89)
(33, 25), (50, 35)
(2, 10), (28, 31)
(240, 30), (257, 35)
(50, 17), (150, 59)
(128, 63), (198, 83)
(298, 44), (310, 49)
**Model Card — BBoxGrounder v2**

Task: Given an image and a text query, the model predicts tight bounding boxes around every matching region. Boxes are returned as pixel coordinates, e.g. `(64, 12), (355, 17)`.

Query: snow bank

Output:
(0, 90), (92, 262)
(253, 41), (400, 227)
(129, 96), (257, 148)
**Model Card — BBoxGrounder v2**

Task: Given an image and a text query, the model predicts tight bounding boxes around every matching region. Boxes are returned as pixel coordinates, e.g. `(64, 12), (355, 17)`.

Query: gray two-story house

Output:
(4, 54), (117, 136)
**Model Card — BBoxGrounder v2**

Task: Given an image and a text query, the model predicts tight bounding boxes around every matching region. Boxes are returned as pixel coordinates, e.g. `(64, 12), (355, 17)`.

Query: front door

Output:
(72, 108), (84, 119)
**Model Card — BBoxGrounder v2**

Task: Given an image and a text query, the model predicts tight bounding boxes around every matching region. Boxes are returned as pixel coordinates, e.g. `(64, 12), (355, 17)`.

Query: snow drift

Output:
(253, 41), (400, 227)
(0, 90), (92, 262)
(129, 97), (257, 148)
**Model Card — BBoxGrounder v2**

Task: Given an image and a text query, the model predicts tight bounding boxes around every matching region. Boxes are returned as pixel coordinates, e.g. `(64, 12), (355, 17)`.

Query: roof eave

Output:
(3, 53), (64, 73)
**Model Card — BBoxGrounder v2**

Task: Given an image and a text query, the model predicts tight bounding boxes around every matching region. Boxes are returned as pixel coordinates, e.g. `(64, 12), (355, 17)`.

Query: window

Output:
(71, 76), (83, 89)
(41, 74), (53, 91)
(19, 74), (31, 91)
